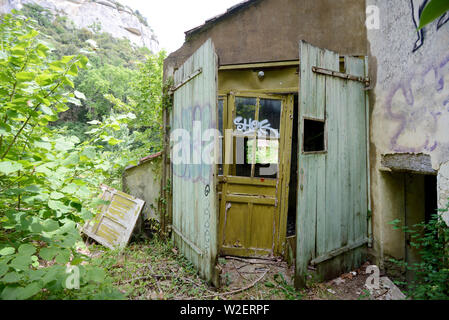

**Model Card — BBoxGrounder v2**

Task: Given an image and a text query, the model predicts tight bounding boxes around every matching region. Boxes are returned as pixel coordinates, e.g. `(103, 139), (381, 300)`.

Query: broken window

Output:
(303, 118), (326, 153)
(232, 96), (281, 178)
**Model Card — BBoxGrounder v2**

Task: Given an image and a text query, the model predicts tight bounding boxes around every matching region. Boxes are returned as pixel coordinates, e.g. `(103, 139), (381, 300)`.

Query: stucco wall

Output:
(122, 157), (162, 222)
(165, 0), (367, 78)
(367, 0), (449, 264)
(438, 161), (449, 223)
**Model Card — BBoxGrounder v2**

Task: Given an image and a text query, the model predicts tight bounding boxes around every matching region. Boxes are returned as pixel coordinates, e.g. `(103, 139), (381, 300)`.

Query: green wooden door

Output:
(296, 41), (369, 287)
(172, 39), (219, 286)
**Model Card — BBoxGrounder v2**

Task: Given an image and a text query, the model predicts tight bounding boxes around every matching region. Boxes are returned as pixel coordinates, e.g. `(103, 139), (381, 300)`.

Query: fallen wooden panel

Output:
(83, 184), (145, 250)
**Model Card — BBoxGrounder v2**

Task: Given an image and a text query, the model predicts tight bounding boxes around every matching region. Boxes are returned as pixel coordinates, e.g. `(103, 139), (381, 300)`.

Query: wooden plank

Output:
(226, 183), (276, 197)
(172, 225), (204, 256)
(296, 41), (329, 286)
(277, 95), (294, 256)
(219, 60), (299, 70)
(225, 194), (277, 205)
(224, 175), (278, 186)
(346, 56), (368, 251)
(325, 52), (343, 255)
(310, 238), (369, 266)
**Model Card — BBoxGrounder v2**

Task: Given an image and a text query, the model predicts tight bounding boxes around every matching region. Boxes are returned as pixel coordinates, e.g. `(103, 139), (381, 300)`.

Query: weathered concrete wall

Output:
(367, 0), (449, 264)
(438, 161), (449, 223)
(165, 0), (367, 77)
(122, 156), (162, 222)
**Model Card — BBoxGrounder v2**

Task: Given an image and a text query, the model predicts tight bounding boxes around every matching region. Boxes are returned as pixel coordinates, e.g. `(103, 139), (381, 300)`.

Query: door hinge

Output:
(171, 68), (203, 92)
(312, 66), (371, 88)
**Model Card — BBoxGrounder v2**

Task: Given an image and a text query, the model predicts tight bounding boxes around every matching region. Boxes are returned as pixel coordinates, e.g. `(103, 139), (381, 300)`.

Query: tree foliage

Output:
(0, 12), (136, 300)
(418, 0), (449, 29)
(19, 3), (152, 133)
(390, 208), (449, 300)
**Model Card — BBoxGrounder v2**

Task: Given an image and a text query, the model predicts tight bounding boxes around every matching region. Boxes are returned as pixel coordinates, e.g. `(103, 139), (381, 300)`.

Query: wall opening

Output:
(424, 175), (437, 224)
(383, 172), (438, 285)
(404, 173), (438, 284)
(287, 94), (299, 237)
(303, 118), (325, 153)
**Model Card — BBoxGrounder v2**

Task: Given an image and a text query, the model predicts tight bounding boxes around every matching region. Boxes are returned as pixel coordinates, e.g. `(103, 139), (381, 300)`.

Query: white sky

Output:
(121, 0), (243, 54)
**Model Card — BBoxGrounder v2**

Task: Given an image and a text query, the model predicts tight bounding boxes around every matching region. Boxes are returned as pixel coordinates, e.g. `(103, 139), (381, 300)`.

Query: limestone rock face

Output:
(0, 0), (159, 52)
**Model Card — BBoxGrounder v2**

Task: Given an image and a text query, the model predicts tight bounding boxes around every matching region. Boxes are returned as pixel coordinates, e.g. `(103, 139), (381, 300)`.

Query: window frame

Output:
(224, 93), (285, 180)
(301, 116), (328, 155)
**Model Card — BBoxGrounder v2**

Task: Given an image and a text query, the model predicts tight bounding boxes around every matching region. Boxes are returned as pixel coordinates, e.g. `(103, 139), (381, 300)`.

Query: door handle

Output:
(299, 168), (305, 191)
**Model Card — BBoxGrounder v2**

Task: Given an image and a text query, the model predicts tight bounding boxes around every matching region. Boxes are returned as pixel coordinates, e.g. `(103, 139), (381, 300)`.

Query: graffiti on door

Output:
(172, 103), (216, 184)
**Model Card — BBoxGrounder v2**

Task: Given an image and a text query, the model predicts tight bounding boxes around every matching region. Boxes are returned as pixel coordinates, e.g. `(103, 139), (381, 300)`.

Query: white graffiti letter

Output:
(366, 5), (380, 30)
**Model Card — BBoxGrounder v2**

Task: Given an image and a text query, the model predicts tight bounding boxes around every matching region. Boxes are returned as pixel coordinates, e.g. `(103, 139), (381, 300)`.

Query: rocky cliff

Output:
(0, 0), (159, 52)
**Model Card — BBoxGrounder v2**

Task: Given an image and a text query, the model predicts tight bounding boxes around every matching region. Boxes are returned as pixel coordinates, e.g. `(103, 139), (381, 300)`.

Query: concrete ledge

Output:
(381, 153), (437, 175)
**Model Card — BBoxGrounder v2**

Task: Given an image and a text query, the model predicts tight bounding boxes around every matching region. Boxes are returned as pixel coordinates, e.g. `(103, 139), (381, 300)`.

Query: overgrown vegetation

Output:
(90, 236), (304, 300)
(20, 3), (166, 157)
(390, 204), (449, 300)
(0, 6), (165, 299)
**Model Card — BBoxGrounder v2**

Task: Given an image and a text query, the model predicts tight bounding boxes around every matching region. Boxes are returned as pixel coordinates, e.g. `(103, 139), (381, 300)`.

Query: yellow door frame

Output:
(217, 91), (294, 256)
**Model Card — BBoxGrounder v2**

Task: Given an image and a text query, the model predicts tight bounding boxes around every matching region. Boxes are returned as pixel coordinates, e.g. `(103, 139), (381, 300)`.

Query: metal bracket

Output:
(171, 68), (203, 93)
(312, 66), (371, 88)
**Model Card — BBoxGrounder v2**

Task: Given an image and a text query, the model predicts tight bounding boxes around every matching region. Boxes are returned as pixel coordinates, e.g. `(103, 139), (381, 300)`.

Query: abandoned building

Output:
(122, 0), (449, 288)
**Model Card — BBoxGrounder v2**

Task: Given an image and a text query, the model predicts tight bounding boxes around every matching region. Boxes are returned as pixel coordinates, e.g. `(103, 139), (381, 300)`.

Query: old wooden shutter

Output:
(296, 41), (369, 287)
(83, 184), (145, 250)
(171, 39), (219, 286)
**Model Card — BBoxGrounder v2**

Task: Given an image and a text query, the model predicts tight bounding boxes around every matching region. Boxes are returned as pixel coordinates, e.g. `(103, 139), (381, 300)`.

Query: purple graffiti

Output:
(172, 103), (216, 184)
(386, 54), (449, 153)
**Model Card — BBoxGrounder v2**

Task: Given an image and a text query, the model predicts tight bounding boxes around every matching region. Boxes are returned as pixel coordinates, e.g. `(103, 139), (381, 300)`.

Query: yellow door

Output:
(218, 93), (293, 257)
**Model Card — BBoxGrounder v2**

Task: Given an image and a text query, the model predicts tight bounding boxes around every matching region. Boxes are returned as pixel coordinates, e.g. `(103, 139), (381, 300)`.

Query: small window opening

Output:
(303, 119), (325, 153)
(339, 56), (346, 73)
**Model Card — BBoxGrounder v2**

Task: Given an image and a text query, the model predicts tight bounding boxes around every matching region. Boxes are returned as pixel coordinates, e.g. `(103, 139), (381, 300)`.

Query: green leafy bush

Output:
(19, 3), (152, 126)
(0, 12), (134, 300)
(390, 205), (449, 300)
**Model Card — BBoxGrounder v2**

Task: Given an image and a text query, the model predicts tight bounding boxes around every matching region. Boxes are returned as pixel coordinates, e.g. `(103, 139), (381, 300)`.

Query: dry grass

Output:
(88, 238), (305, 300)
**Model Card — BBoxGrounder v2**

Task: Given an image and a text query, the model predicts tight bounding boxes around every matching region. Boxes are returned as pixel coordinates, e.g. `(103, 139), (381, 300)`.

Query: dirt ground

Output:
(304, 262), (377, 300)
(217, 257), (405, 300)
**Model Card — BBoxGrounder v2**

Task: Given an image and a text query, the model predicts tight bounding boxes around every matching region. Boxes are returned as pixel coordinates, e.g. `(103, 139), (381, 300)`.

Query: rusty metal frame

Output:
(312, 66), (370, 87)
(171, 68), (203, 92)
